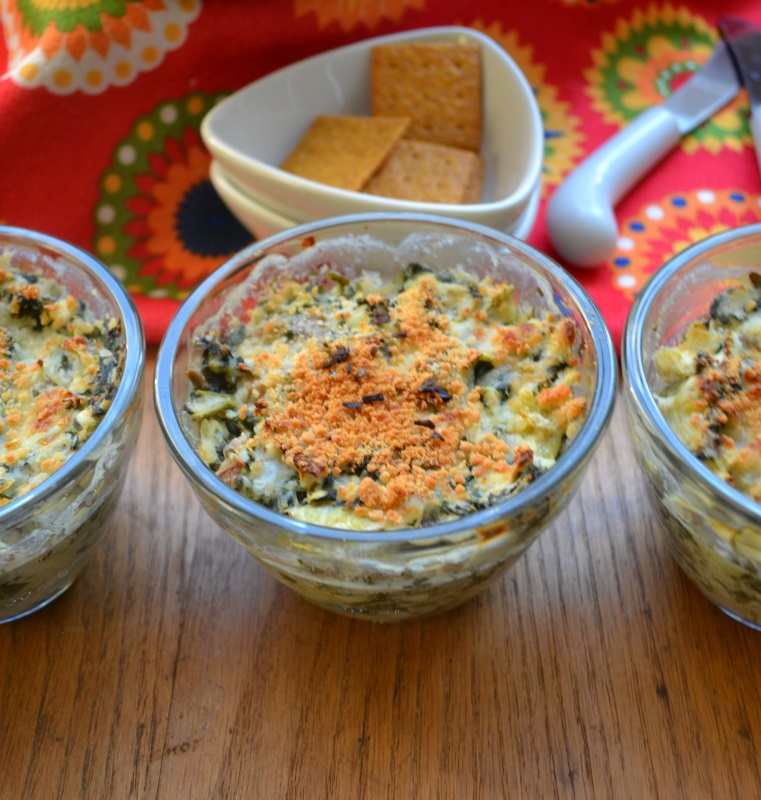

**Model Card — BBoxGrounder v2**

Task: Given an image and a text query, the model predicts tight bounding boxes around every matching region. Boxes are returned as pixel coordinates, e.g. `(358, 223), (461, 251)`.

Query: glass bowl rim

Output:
(622, 221), (761, 524)
(154, 211), (618, 543)
(0, 225), (146, 525)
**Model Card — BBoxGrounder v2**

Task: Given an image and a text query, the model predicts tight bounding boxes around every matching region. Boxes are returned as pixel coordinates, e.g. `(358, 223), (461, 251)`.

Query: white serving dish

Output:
(201, 26), (543, 233)
(211, 159), (541, 243)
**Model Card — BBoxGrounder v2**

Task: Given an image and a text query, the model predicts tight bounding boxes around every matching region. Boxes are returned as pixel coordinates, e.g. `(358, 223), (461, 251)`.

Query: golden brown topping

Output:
(0, 257), (123, 507)
(654, 279), (761, 501)
(188, 265), (586, 528)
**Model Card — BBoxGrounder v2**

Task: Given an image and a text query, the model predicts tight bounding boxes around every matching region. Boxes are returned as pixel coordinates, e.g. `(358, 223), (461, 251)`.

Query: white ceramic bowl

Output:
(211, 159), (542, 242)
(201, 27), (543, 233)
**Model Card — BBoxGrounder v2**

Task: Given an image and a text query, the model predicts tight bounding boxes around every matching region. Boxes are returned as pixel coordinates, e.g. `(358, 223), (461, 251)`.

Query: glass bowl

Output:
(155, 213), (617, 620)
(622, 223), (761, 630)
(0, 227), (145, 623)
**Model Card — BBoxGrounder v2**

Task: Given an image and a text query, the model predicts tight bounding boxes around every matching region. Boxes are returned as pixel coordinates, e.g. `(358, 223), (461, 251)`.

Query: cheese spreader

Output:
(546, 39), (742, 268)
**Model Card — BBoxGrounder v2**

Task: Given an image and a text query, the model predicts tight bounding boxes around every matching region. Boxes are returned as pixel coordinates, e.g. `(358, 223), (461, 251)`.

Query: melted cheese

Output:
(186, 264), (586, 530)
(0, 258), (123, 507)
(654, 279), (761, 502)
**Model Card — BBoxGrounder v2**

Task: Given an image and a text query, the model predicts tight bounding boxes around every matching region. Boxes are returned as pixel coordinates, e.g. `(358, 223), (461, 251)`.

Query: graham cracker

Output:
(370, 42), (482, 152)
(363, 139), (484, 204)
(463, 152), (485, 203)
(280, 115), (410, 191)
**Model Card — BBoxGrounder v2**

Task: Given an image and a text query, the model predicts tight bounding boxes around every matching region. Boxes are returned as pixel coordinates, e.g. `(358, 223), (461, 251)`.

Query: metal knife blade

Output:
(662, 39), (743, 132)
(719, 14), (761, 174)
(547, 40), (742, 268)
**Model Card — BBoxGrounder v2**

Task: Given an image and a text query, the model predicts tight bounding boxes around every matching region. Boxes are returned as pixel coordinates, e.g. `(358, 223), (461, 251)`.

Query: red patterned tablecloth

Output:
(1, 0), (760, 349)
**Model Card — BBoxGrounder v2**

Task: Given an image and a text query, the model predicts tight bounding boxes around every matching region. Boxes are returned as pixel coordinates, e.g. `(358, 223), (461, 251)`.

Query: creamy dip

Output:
(654, 275), (761, 502)
(0, 255), (123, 506)
(186, 261), (586, 530)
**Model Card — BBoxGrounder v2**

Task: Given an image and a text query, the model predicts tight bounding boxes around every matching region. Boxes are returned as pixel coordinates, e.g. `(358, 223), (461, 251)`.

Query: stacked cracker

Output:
(279, 42), (484, 205)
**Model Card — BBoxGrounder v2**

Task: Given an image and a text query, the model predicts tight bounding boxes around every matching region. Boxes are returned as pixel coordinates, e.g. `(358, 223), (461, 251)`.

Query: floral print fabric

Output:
(0, 0), (760, 346)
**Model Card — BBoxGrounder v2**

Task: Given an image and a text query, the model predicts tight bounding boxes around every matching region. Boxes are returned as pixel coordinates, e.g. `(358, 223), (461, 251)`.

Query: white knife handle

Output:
(546, 106), (682, 268)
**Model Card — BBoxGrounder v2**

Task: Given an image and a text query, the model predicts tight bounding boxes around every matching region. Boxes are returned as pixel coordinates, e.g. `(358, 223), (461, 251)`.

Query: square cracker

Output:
(280, 115), (410, 191)
(363, 139), (484, 204)
(370, 42), (482, 152)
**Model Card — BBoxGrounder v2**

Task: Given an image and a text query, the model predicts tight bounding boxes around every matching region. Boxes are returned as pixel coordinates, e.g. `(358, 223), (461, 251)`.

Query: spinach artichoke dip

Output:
(653, 276), (761, 502)
(0, 256), (123, 506)
(186, 262), (586, 531)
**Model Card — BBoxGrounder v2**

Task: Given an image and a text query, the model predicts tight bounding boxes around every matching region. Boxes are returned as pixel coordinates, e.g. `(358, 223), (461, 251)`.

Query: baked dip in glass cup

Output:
(623, 223), (761, 630)
(156, 213), (616, 621)
(0, 227), (144, 623)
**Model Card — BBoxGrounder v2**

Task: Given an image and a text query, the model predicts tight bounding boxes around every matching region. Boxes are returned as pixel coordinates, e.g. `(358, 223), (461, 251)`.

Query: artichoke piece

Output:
(185, 390), (237, 419)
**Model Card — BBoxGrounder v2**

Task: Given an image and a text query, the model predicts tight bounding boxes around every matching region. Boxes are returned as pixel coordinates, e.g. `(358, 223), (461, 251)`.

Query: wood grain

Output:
(1, 348), (760, 799)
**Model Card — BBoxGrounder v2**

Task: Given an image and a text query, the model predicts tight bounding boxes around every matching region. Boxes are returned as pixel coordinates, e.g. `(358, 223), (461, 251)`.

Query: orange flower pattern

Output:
(472, 20), (584, 197)
(93, 93), (252, 299)
(293, 0), (425, 31)
(2, 0), (200, 93)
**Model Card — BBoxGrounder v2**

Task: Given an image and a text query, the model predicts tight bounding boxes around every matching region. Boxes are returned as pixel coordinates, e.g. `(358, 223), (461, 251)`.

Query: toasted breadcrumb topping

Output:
(654, 275), (761, 502)
(186, 263), (586, 530)
(0, 257), (124, 507)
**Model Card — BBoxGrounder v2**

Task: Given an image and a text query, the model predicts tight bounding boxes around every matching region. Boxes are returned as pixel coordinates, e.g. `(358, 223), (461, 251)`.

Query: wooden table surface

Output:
(2, 346), (760, 799)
